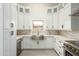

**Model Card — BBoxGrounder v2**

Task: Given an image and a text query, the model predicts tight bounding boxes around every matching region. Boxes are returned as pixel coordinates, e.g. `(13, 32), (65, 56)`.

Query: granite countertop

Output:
(16, 35), (23, 40)
(16, 34), (77, 41)
(16, 35), (32, 40)
(53, 35), (77, 41)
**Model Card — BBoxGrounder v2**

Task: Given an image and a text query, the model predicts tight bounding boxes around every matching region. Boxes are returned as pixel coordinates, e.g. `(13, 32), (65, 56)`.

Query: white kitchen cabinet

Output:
(24, 14), (30, 29)
(53, 3), (79, 31)
(53, 12), (58, 30)
(23, 37), (31, 48)
(46, 14), (54, 30)
(0, 30), (3, 56)
(3, 4), (17, 56)
(62, 3), (79, 31)
(45, 8), (53, 30)
(70, 3), (79, 31)
(17, 13), (24, 29)
(0, 3), (3, 56)
(24, 7), (31, 30)
(45, 36), (56, 48)
(38, 39), (47, 48)
(62, 4), (71, 30)
(22, 36), (38, 49)
(22, 36), (55, 49)
(46, 8), (53, 30)
(17, 5), (31, 30)
(52, 5), (59, 30)
(58, 8), (64, 30)
(58, 3), (79, 31)
(17, 5), (24, 29)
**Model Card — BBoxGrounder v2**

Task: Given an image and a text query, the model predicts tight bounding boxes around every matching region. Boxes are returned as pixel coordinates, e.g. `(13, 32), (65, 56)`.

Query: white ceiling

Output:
(18, 3), (58, 7)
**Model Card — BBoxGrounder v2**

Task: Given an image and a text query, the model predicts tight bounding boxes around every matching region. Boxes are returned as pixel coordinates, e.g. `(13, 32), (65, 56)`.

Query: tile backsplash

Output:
(46, 30), (59, 35)
(17, 30), (31, 35)
(17, 29), (59, 35)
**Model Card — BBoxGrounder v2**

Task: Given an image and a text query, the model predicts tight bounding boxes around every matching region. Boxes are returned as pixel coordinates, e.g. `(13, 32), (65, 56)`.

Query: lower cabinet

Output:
(45, 36), (56, 48)
(17, 38), (22, 56)
(22, 36), (55, 49)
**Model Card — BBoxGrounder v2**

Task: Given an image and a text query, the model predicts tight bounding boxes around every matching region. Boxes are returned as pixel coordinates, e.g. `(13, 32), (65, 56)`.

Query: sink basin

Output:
(31, 35), (45, 40)
(31, 35), (38, 40)
(39, 35), (44, 40)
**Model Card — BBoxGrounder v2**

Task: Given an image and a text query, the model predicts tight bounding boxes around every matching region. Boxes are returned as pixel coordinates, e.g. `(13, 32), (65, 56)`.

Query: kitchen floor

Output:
(20, 49), (58, 56)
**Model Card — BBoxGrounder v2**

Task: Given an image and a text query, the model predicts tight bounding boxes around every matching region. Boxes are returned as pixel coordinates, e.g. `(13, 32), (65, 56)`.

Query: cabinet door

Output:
(17, 13), (24, 29)
(46, 37), (55, 48)
(17, 6), (24, 29)
(23, 37), (32, 48)
(23, 37), (38, 49)
(46, 14), (53, 30)
(53, 13), (58, 30)
(0, 4), (3, 56)
(0, 30), (3, 56)
(24, 13), (31, 30)
(58, 9), (64, 30)
(0, 4), (3, 55)
(3, 4), (17, 56)
(63, 5), (71, 30)
(38, 39), (47, 48)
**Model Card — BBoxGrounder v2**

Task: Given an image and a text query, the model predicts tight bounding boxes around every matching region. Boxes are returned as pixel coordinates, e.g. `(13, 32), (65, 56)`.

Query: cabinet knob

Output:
(10, 31), (14, 36)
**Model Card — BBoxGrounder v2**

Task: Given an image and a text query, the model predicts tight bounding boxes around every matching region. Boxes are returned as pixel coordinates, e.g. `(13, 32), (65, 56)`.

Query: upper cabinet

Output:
(62, 3), (79, 31)
(62, 4), (71, 30)
(70, 3), (79, 31)
(53, 6), (58, 30)
(17, 5), (24, 29)
(17, 5), (31, 30)
(53, 3), (79, 31)
(17, 3), (79, 31)
(24, 7), (31, 30)
(46, 8), (54, 30)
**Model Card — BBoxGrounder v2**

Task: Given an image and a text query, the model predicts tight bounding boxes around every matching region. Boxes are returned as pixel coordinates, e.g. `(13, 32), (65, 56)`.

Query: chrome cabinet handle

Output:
(10, 31), (14, 36)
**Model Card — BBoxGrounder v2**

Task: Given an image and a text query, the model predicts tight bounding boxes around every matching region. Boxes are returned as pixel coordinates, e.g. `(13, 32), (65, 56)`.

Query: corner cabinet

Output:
(62, 4), (71, 30)
(63, 3), (79, 31)
(53, 3), (79, 31)
(58, 4), (71, 30)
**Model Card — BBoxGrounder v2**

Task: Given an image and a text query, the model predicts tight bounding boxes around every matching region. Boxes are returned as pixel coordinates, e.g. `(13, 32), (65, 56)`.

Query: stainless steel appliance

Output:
(64, 40), (79, 56)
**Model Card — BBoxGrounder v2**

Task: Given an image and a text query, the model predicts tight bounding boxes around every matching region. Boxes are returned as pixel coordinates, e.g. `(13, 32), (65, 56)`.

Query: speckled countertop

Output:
(16, 34), (77, 41)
